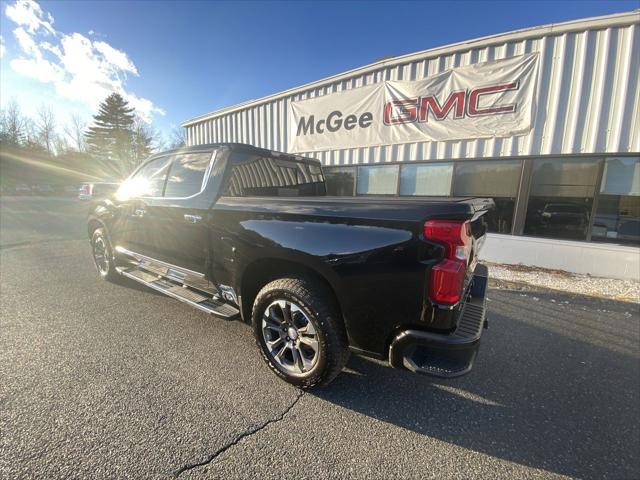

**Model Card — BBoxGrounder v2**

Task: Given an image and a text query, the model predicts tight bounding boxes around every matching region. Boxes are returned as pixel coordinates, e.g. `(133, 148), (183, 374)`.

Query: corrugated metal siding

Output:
(185, 13), (640, 166)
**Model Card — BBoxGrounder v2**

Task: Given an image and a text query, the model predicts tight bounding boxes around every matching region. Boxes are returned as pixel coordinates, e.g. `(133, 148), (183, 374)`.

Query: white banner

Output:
(288, 53), (539, 152)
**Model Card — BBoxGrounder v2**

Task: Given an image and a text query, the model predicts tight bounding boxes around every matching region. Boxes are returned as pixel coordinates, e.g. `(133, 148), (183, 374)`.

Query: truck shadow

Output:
(313, 289), (640, 479)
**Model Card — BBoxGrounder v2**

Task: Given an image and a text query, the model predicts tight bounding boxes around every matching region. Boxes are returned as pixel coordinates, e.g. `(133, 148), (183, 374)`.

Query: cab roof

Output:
(148, 143), (322, 166)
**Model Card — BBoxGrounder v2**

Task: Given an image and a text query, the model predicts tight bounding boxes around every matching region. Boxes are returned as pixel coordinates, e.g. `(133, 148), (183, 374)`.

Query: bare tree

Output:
(64, 113), (88, 152)
(151, 126), (167, 153)
(22, 117), (38, 146)
(0, 100), (26, 146)
(168, 126), (186, 149)
(36, 105), (57, 156)
(132, 116), (166, 154)
(53, 134), (70, 155)
(151, 126), (167, 152)
(130, 116), (154, 171)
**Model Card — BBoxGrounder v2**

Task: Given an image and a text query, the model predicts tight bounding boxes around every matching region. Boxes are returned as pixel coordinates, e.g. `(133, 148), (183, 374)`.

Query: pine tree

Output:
(85, 93), (135, 175)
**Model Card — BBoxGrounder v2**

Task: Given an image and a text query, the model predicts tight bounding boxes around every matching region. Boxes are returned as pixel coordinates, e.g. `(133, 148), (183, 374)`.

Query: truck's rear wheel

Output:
(252, 276), (349, 388)
(91, 227), (120, 282)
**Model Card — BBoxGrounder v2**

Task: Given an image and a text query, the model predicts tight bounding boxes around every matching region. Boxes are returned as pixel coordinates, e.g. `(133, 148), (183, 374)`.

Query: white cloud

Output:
(124, 93), (159, 119)
(5, 0), (54, 35)
(0, 35), (5, 58)
(3, 0), (163, 122)
(13, 26), (39, 55)
(10, 56), (63, 83)
(9, 26), (63, 83)
(94, 41), (138, 75)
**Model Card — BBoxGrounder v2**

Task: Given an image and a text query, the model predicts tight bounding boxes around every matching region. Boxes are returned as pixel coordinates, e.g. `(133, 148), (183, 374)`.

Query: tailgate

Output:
(466, 199), (493, 286)
(466, 198), (493, 262)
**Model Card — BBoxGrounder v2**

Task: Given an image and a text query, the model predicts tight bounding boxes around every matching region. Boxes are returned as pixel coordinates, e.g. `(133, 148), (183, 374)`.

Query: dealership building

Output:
(182, 11), (640, 280)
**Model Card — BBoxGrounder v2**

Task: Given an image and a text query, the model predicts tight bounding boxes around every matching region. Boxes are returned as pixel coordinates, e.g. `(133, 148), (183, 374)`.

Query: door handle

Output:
(184, 214), (203, 224)
(132, 208), (146, 218)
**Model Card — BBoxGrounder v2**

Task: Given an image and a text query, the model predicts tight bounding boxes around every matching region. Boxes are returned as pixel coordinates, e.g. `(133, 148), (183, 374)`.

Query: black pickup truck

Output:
(88, 143), (493, 388)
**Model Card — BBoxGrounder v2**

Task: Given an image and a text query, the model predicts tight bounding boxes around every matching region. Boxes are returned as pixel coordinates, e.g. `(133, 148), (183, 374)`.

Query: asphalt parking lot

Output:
(1, 197), (639, 479)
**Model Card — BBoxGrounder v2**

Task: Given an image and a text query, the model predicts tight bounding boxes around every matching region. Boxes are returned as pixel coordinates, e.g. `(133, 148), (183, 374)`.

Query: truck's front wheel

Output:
(91, 227), (120, 283)
(252, 276), (349, 388)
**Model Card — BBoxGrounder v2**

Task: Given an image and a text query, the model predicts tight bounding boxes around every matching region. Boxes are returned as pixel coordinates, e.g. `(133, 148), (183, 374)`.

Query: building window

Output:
(357, 165), (398, 195)
(453, 160), (522, 234)
(324, 167), (355, 196)
(591, 157), (640, 245)
(164, 152), (213, 198)
(523, 158), (599, 241)
(400, 163), (453, 196)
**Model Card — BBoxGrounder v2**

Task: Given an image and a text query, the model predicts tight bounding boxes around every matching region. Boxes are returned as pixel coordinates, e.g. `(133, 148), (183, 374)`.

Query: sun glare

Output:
(116, 177), (149, 201)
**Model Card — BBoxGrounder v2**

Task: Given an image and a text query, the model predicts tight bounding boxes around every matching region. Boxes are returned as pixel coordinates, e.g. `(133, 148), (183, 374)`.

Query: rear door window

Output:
(225, 154), (325, 197)
(164, 152), (213, 198)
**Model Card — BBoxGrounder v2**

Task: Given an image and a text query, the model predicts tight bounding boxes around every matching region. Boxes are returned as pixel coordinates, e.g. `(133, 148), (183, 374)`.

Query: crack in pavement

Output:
(173, 390), (305, 477)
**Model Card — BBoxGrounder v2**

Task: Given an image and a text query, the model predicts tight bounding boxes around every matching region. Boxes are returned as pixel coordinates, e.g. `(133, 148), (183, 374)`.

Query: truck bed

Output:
(214, 196), (494, 223)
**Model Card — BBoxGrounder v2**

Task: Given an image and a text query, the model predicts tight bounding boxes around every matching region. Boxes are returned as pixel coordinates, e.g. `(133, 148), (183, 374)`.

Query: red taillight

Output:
(425, 220), (472, 305)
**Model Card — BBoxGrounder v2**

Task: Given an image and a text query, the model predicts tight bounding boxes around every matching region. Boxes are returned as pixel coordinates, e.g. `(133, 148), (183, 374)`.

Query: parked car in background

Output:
(540, 202), (590, 238)
(87, 143), (493, 388)
(79, 182), (120, 201)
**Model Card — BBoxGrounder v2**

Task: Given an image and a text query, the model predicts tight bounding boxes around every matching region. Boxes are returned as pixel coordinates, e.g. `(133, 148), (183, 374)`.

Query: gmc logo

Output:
(383, 81), (520, 125)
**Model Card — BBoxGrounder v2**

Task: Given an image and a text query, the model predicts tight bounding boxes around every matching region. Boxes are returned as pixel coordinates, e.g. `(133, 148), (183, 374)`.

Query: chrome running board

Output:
(116, 265), (239, 320)
(115, 245), (215, 294)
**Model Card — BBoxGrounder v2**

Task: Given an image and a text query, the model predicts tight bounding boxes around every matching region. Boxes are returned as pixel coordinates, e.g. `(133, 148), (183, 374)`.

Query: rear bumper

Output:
(388, 265), (488, 378)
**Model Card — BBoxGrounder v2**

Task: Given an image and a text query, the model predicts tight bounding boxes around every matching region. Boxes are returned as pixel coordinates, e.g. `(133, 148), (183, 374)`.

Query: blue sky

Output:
(1, 0), (637, 142)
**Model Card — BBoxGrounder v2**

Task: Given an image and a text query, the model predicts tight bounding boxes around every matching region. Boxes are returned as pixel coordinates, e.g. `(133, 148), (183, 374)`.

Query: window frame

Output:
(135, 150), (217, 200)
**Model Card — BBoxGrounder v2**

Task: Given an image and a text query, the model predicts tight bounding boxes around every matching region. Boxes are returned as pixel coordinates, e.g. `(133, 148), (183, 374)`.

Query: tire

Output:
(91, 227), (120, 282)
(252, 276), (349, 388)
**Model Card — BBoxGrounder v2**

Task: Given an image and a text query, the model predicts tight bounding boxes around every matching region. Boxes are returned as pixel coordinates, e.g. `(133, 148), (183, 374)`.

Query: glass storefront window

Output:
(524, 158), (599, 241)
(357, 165), (399, 195)
(453, 160), (522, 234)
(599, 157), (640, 196)
(592, 157), (640, 245)
(400, 163), (453, 196)
(453, 160), (522, 197)
(327, 157), (638, 245)
(324, 167), (355, 196)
